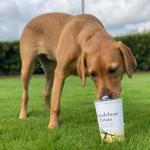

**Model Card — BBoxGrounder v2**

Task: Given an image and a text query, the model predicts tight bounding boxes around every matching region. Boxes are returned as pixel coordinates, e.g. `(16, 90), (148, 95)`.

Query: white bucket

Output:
(94, 99), (124, 142)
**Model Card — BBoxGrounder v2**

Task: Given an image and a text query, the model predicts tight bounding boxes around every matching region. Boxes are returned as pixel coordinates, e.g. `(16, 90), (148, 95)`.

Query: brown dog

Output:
(19, 13), (137, 129)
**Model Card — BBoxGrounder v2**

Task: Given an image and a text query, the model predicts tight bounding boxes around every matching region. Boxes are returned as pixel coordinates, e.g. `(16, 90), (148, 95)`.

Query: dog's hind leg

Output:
(19, 55), (35, 119)
(38, 55), (57, 110)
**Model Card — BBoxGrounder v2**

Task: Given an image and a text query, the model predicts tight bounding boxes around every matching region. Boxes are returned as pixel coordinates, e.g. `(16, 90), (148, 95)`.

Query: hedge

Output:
(0, 41), (43, 75)
(0, 32), (150, 75)
(0, 41), (21, 75)
(115, 31), (150, 70)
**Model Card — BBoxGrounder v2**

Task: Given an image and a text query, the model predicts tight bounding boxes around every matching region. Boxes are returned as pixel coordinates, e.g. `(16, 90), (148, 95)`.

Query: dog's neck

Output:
(78, 26), (115, 50)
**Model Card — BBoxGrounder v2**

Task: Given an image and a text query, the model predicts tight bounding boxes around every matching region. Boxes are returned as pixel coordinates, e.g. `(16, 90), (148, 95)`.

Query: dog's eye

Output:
(109, 68), (118, 74)
(90, 72), (96, 78)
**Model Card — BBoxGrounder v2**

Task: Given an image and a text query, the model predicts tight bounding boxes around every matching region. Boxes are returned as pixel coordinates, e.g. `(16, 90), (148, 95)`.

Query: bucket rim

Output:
(94, 98), (123, 103)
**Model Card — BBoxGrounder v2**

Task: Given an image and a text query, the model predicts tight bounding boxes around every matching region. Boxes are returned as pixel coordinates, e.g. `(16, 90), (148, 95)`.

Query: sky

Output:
(0, 0), (150, 41)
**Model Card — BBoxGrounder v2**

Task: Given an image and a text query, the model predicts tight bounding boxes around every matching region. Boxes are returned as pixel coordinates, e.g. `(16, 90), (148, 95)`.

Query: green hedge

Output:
(0, 41), (21, 75)
(115, 31), (150, 70)
(0, 32), (150, 75)
(0, 41), (43, 75)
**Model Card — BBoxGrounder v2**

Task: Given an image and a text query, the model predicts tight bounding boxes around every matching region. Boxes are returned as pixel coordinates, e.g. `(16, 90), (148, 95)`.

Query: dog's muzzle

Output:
(99, 95), (112, 101)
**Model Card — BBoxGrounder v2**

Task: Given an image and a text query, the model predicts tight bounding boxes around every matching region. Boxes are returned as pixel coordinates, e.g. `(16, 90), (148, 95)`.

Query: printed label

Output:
(94, 99), (124, 142)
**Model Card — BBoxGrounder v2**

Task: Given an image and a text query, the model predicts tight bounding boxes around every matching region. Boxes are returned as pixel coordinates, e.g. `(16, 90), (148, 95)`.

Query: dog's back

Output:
(20, 13), (73, 58)
(20, 13), (105, 59)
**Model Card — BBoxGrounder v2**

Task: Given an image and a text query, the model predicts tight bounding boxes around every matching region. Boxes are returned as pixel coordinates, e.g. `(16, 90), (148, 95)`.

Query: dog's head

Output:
(77, 40), (137, 100)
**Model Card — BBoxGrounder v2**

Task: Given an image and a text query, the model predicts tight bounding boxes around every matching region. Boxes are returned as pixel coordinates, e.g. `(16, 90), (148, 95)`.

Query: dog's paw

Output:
(48, 121), (59, 129)
(48, 124), (59, 129)
(19, 113), (27, 119)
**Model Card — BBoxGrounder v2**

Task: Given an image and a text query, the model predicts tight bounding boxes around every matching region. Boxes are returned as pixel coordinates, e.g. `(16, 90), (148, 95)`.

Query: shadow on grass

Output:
(27, 109), (49, 118)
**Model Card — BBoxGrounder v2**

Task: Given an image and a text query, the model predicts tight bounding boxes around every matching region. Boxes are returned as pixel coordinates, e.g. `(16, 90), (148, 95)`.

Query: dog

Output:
(19, 13), (137, 129)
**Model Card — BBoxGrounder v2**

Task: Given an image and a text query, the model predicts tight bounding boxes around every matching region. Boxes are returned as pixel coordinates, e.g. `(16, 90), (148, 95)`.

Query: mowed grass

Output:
(0, 73), (150, 150)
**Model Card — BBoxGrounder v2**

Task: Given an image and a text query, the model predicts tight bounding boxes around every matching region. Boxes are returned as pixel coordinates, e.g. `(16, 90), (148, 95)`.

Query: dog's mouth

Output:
(97, 84), (122, 100)
(99, 95), (112, 100)
(98, 91), (121, 100)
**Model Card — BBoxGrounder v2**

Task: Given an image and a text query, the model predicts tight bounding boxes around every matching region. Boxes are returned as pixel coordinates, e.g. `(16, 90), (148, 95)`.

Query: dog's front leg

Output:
(48, 68), (65, 129)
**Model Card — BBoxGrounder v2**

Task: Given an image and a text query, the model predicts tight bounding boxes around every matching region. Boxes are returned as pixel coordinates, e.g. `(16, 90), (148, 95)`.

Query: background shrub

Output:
(0, 32), (150, 75)
(115, 31), (150, 70)
(0, 41), (44, 75)
(0, 41), (21, 75)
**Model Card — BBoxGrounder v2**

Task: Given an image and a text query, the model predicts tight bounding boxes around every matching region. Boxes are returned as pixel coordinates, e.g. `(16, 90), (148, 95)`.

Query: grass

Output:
(0, 73), (150, 150)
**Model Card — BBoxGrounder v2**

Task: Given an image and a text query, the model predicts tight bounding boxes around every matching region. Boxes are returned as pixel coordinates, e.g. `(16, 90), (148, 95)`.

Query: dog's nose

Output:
(99, 95), (112, 101)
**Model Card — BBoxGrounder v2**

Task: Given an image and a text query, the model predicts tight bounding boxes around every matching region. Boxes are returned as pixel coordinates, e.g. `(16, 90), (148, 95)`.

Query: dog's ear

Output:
(117, 41), (137, 78)
(77, 52), (86, 87)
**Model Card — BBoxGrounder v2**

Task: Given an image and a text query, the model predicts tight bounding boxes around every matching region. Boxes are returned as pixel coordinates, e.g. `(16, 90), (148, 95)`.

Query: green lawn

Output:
(0, 73), (150, 150)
